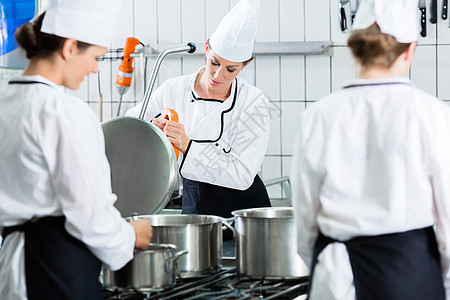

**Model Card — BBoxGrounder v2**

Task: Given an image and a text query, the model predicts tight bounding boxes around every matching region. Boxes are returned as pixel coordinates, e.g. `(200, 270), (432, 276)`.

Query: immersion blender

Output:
(116, 37), (140, 116)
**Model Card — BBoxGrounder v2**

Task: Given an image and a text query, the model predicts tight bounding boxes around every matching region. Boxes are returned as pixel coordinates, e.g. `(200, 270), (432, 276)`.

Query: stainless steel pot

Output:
(232, 207), (309, 279)
(103, 243), (187, 291)
(132, 214), (232, 278)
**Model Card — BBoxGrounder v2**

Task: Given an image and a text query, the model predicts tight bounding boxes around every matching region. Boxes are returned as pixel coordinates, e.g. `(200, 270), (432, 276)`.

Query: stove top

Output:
(103, 268), (308, 300)
(103, 240), (308, 299)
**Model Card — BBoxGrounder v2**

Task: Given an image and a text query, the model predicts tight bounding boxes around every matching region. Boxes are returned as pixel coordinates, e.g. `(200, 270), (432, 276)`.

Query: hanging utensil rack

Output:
(131, 41), (333, 58)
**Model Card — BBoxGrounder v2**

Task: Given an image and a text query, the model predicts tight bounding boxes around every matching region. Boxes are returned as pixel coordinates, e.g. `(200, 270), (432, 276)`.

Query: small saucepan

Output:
(102, 243), (188, 291)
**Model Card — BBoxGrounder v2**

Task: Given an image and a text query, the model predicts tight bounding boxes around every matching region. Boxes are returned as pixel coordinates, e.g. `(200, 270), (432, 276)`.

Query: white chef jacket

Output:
(0, 75), (135, 299)
(291, 77), (450, 299)
(127, 66), (270, 190)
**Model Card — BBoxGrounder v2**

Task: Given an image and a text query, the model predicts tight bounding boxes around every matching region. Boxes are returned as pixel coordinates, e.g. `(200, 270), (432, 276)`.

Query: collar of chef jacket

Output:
(186, 67), (238, 142)
(342, 77), (413, 89)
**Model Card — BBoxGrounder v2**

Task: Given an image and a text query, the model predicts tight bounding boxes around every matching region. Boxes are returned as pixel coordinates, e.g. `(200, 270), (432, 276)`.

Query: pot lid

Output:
(102, 117), (178, 217)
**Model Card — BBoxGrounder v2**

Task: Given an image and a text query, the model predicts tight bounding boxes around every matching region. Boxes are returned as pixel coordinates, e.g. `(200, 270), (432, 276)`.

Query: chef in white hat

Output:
(291, 0), (450, 299)
(127, 0), (271, 233)
(0, 0), (152, 299)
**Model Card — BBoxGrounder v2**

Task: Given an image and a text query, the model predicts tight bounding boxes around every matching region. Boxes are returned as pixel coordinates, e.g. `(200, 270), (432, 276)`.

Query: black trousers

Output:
(309, 226), (445, 300)
(2, 216), (102, 300)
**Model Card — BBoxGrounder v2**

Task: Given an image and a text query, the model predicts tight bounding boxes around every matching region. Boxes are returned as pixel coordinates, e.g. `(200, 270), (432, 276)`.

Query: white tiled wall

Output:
(65, 0), (447, 200)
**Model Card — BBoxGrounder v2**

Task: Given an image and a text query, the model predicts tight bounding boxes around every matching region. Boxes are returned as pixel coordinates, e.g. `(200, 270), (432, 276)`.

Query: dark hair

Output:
(206, 39), (254, 66)
(15, 12), (92, 59)
(347, 23), (411, 68)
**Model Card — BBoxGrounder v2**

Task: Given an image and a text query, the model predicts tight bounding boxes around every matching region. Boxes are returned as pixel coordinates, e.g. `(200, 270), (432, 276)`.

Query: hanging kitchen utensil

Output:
(443, 0), (448, 20)
(339, 0), (351, 33)
(101, 42), (196, 217)
(350, 0), (360, 24)
(419, 0), (427, 37)
(430, 0), (437, 23)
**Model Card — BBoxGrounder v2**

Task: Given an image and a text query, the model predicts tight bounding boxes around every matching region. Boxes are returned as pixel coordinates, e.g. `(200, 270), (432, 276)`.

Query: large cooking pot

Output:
(232, 207), (309, 279)
(103, 243), (187, 291)
(131, 214), (232, 278)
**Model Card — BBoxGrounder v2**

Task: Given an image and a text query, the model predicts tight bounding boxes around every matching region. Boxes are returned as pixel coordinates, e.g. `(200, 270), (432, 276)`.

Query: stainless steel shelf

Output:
(131, 41), (333, 58)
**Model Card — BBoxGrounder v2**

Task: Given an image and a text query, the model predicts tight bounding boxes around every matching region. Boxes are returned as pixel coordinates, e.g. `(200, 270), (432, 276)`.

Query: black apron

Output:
(182, 174), (271, 217)
(182, 175), (271, 240)
(2, 216), (102, 300)
(308, 226), (445, 300)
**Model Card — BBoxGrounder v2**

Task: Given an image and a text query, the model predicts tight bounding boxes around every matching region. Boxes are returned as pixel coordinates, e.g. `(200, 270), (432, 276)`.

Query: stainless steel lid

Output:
(102, 116), (178, 217)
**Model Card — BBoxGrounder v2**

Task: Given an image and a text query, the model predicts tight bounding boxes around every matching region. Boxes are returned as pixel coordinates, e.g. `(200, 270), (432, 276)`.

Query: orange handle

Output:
(161, 108), (179, 159)
(116, 37), (140, 88)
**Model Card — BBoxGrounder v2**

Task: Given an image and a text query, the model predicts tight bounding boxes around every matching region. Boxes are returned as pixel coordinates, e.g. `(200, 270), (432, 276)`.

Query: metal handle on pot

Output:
(165, 250), (188, 273)
(222, 217), (235, 238)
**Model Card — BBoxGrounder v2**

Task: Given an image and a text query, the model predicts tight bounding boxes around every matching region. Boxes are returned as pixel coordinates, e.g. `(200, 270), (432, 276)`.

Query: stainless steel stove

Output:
(103, 268), (308, 299)
(102, 240), (309, 300)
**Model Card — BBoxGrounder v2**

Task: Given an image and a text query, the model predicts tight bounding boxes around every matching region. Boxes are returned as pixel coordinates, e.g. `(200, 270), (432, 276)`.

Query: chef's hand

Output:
(163, 121), (190, 154)
(151, 116), (168, 131)
(129, 219), (153, 251)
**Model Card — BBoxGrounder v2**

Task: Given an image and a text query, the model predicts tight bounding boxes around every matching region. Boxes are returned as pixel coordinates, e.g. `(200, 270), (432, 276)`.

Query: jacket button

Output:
(215, 143), (219, 146)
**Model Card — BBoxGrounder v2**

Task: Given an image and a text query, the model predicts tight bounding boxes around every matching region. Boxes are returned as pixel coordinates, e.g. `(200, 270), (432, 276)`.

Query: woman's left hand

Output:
(163, 121), (190, 154)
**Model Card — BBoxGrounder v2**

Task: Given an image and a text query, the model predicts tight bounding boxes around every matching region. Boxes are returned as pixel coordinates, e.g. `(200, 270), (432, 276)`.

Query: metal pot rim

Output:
(232, 207), (293, 219)
(128, 214), (225, 226)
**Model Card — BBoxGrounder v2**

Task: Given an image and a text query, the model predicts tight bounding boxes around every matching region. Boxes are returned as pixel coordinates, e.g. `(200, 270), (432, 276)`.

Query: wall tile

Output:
(266, 101), (281, 156)
(181, 0), (205, 42)
(437, 45), (450, 100)
(158, 0), (181, 43)
(111, 0), (135, 48)
(157, 58), (183, 85)
(261, 156), (282, 199)
(134, 0), (158, 45)
(238, 60), (256, 86)
(281, 102), (306, 156)
(280, 56), (305, 100)
(305, 56), (331, 100)
(305, 0), (330, 41)
(182, 57), (205, 75)
(279, 0), (304, 42)
(411, 45), (437, 96)
(205, 0), (229, 38)
(256, 0), (279, 42)
(282, 156), (292, 178)
(255, 56), (280, 100)
(282, 156), (293, 202)
(331, 46), (357, 91)
(101, 101), (114, 122)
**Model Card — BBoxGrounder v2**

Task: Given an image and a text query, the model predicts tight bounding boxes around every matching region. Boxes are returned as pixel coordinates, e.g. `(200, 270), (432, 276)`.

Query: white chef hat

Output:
(209, 0), (259, 62)
(352, 0), (420, 43)
(41, 0), (124, 48)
